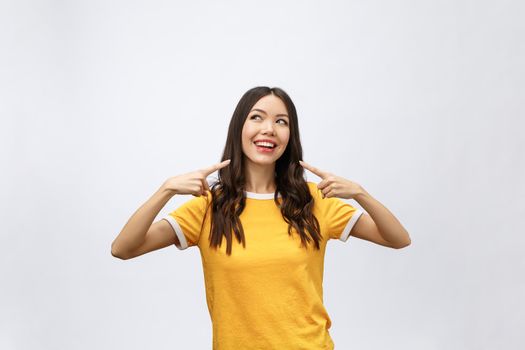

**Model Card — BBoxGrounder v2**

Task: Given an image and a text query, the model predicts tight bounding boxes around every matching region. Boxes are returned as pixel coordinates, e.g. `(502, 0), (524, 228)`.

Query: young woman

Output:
(111, 86), (411, 349)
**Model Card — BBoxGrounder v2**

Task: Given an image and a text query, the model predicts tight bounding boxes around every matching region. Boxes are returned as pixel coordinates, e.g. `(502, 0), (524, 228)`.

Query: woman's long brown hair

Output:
(206, 86), (321, 255)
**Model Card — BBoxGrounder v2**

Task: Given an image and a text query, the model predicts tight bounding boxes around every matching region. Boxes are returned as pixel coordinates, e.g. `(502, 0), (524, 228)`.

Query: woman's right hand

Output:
(162, 159), (231, 197)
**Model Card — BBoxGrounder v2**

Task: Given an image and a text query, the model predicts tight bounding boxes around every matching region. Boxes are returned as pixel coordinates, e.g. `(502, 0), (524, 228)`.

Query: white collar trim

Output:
(244, 190), (282, 200)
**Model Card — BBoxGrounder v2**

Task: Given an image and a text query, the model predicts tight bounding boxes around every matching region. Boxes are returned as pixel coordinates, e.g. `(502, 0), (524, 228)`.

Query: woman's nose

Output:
(262, 120), (275, 133)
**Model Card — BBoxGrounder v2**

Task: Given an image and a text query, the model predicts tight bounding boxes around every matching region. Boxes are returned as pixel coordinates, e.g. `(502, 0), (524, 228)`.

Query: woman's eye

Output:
(250, 115), (288, 125)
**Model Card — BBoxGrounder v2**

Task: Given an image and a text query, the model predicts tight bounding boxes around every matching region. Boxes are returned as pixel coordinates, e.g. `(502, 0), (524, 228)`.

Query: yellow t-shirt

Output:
(162, 181), (364, 350)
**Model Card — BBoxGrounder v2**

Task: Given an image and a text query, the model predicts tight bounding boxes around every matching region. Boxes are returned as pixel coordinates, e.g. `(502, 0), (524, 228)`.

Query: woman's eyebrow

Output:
(250, 108), (289, 118)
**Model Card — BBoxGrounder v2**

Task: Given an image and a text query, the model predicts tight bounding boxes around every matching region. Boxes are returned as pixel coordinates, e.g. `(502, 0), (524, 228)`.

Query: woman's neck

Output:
(244, 161), (276, 193)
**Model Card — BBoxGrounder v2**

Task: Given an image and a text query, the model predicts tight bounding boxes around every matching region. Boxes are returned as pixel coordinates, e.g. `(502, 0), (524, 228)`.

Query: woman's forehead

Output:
(251, 95), (288, 115)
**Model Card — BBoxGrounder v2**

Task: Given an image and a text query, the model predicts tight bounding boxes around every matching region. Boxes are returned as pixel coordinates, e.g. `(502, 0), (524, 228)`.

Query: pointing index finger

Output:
(202, 159), (231, 176)
(299, 160), (327, 178)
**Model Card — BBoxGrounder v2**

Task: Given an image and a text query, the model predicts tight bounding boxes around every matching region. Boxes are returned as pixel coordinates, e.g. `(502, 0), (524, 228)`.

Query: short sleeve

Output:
(323, 197), (364, 241)
(162, 193), (210, 250)
(307, 182), (364, 242)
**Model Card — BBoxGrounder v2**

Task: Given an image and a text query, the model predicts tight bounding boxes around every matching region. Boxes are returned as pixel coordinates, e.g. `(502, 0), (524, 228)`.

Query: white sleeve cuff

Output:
(162, 216), (189, 250)
(339, 209), (364, 242)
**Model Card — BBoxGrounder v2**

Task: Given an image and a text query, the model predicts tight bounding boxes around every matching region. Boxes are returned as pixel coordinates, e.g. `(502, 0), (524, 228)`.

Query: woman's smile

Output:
(253, 142), (277, 153)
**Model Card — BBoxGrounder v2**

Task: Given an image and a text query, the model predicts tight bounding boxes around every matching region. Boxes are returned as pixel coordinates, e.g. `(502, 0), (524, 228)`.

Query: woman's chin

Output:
(246, 155), (278, 165)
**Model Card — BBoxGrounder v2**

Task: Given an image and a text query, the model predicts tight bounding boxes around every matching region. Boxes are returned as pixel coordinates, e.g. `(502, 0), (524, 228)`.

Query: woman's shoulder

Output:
(306, 181), (321, 198)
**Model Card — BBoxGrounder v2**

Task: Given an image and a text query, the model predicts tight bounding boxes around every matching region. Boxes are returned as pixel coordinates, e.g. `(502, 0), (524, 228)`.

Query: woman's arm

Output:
(351, 187), (411, 249)
(299, 160), (411, 249)
(111, 185), (175, 259)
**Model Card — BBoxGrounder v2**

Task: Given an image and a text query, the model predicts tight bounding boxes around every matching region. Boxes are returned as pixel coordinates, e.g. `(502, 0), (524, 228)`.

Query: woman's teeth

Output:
(254, 142), (276, 152)
(254, 142), (275, 148)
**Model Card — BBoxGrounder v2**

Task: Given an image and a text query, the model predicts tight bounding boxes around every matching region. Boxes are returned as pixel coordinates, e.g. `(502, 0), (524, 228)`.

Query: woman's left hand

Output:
(299, 160), (364, 200)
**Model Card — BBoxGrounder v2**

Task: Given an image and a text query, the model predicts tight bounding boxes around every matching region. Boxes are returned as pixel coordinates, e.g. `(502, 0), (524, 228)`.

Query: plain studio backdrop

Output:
(1, 0), (524, 349)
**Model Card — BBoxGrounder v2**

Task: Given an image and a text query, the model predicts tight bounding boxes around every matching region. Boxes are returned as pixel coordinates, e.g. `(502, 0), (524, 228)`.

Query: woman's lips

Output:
(253, 142), (276, 153)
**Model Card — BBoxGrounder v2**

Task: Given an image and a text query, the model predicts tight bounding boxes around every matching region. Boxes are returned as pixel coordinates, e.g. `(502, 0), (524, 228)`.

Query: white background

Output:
(1, 0), (524, 349)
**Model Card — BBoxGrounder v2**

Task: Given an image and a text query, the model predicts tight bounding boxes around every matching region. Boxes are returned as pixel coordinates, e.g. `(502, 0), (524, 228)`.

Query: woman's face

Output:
(241, 94), (290, 166)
